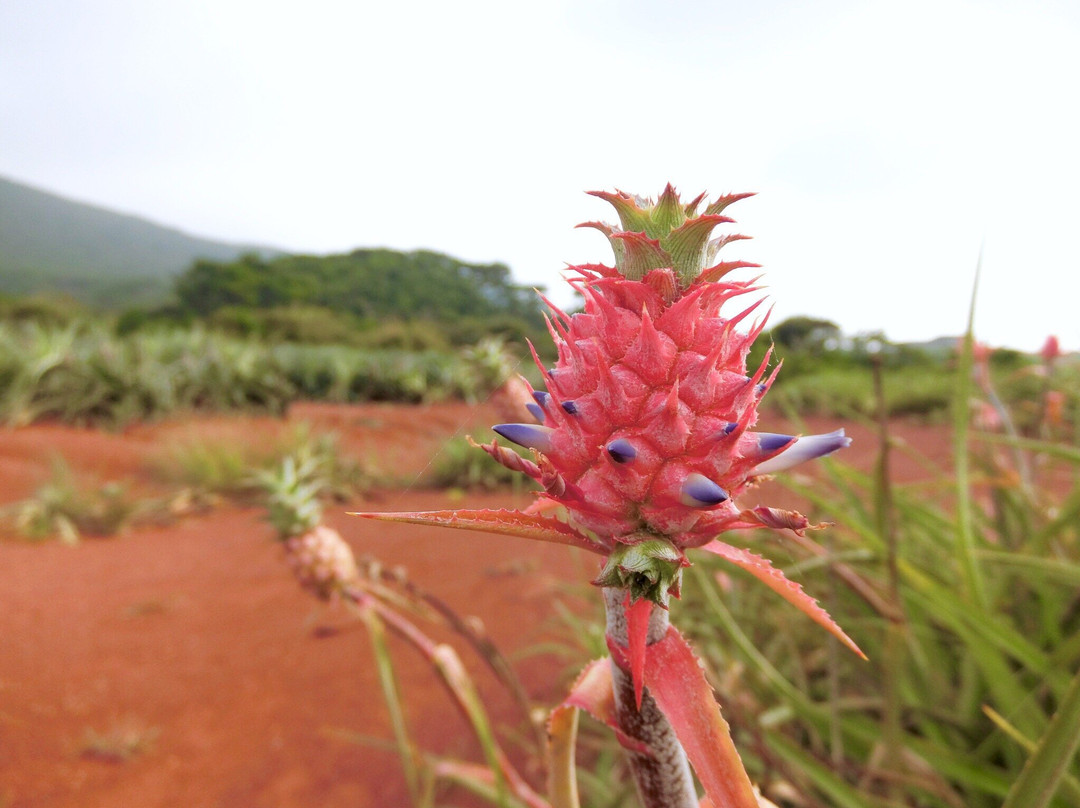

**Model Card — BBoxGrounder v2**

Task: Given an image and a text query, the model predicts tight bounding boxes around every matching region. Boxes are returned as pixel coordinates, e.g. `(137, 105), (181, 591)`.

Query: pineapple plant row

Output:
(0, 322), (518, 426)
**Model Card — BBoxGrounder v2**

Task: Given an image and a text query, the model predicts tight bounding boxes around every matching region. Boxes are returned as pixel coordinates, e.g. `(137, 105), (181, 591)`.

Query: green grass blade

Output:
(975, 551), (1080, 588)
(1002, 665), (1080, 808)
(983, 707), (1080, 804)
(952, 258), (987, 609)
(358, 600), (422, 806)
(766, 732), (903, 808)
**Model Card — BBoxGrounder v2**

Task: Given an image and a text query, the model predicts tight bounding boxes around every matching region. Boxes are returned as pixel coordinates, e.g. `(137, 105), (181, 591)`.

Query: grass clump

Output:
(79, 717), (159, 763)
(148, 424), (373, 504)
(2, 425), (372, 543)
(0, 322), (292, 427)
(7, 458), (139, 543)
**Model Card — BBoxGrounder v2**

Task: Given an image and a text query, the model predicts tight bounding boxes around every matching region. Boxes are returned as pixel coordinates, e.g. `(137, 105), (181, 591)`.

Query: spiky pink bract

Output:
(487, 187), (849, 567)
(358, 185), (856, 626)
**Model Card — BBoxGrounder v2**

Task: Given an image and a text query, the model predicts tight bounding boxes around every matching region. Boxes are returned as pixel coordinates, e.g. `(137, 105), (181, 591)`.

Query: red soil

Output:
(0, 402), (953, 807)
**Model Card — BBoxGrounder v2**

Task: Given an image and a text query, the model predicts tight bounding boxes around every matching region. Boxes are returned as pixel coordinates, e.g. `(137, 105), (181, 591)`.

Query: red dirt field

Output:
(0, 402), (955, 808)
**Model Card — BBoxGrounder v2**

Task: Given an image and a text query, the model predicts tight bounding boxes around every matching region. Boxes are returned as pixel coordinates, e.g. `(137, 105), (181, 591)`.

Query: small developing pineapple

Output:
(484, 185), (850, 605)
(261, 455), (358, 600)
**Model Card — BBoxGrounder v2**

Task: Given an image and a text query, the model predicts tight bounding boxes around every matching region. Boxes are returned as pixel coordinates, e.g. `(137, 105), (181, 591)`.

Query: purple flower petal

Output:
(679, 473), (729, 508)
(606, 439), (637, 464)
(493, 423), (554, 452)
(753, 429), (851, 474)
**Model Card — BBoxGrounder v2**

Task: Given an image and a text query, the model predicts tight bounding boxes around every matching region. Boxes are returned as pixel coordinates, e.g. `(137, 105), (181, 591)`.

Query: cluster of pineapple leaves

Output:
(0, 321), (517, 427)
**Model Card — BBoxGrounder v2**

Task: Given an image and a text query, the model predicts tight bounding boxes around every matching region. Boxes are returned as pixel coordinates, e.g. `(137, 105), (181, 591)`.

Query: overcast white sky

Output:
(3, 0), (1079, 350)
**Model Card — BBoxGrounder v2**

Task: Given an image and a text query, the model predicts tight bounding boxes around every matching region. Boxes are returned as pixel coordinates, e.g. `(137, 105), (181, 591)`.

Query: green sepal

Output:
(594, 538), (686, 607)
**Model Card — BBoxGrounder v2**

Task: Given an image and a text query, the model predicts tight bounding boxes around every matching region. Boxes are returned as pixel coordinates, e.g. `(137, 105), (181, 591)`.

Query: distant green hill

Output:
(0, 176), (278, 307)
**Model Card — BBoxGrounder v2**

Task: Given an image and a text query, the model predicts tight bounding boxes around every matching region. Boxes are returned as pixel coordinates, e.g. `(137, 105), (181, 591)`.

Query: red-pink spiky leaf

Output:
(703, 192), (755, 217)
(625, 594), (653, 710)
(577, 220), (627, 268)
(643, 267), (679, 304)
(576, 220), (616, 237)
(683, 190), (708, 217)
(556, 657), (650, 754)
(696, 260), (762, 285)
(699, 540), (866, 659)
(350, 509), (606, 554)
(705, 233), (752, 266)
(644, 627), (760, 808)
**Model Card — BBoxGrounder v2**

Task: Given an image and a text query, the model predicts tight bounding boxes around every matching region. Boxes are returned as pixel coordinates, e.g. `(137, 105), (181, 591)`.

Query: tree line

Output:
(174, 249), (545, 327)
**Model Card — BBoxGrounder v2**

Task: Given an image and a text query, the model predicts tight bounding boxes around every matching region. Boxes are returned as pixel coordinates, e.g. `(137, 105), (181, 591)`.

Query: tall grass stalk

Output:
(872, 356), (905, 798)
(952, 267), (987, 609)
(357, 600), (423, 805)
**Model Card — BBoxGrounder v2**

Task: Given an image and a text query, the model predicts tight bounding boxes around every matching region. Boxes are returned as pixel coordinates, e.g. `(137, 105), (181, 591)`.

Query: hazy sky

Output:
(3, 0), (1079, 350)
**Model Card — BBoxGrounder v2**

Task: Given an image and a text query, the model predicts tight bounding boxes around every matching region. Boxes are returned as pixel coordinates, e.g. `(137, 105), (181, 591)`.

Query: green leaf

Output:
(587, 190), (652, 235)
(1002, 666), (1080, 808)
(357, 598), (422, 805)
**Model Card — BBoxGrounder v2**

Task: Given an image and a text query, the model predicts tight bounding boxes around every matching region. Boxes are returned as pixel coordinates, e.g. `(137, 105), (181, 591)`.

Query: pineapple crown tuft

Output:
(576, 183), (759, 294)
(257, 454), (325, 540)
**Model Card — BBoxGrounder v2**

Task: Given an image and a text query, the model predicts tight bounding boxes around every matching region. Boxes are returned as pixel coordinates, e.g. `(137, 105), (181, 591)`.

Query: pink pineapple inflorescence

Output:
(356, 185), (862, 808)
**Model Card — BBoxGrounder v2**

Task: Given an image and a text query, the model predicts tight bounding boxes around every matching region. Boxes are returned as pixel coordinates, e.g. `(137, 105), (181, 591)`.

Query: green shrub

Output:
(353, 319), (450, 352)
(767, 364), (954, 419)
(0, 293), (85, 326)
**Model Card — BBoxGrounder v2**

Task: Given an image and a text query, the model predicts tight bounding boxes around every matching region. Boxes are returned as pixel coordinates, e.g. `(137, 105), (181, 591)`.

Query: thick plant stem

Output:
(603, 587), (698, 808)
